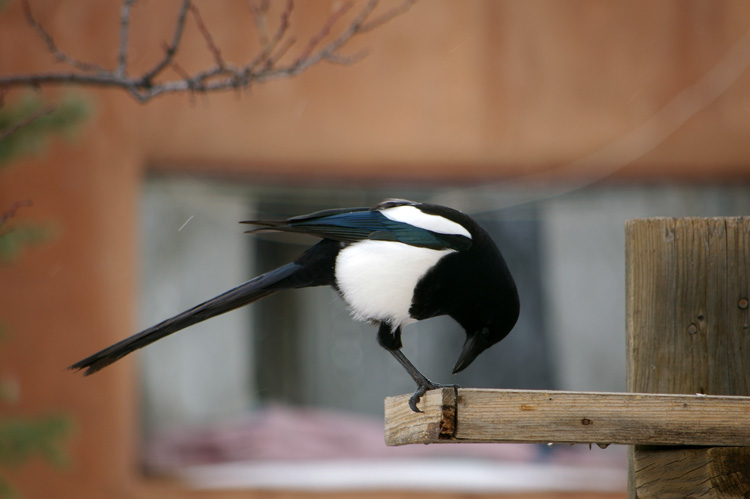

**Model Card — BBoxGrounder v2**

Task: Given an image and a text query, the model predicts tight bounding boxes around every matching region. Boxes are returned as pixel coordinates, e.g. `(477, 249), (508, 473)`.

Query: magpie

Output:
(70, 199), (520, 412)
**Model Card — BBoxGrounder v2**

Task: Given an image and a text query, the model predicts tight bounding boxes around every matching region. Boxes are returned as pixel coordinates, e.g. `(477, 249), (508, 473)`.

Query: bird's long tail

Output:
(70, 262), (302, 376)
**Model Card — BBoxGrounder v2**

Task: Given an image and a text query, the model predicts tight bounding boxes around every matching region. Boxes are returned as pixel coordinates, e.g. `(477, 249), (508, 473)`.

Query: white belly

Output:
(335, 240), (454, 327)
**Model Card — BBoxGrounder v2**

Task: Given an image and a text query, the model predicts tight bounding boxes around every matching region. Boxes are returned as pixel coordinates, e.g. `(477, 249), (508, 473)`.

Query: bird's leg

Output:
(378, 323), (459, 413)
(386, 348), (459, 412)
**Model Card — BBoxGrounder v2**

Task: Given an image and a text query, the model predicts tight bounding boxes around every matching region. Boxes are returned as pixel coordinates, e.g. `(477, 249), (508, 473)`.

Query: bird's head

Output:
(452, 326), (494, 374)
(452, 300), (520, 374)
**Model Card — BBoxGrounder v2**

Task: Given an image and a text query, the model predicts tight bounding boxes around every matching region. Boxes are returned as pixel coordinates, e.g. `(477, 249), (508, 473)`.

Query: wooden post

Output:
(626, 218), (750, 498)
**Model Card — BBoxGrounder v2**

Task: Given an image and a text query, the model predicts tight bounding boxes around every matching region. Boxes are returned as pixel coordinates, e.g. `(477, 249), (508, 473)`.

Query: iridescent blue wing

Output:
(242, 205), (471, 251)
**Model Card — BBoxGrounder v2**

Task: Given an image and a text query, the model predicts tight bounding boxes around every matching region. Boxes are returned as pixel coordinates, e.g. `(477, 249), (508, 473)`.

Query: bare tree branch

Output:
(116, 0), (137, 77)
(139, 0), (192, 89)
(305, 0), (380, 68)
(359, 0), (415, 33)
(247, 0), (294, 73)
(21, 0), (108, 75)
(189, 4), (226, 70)
(0, 0), (415, 103)
(293, 1), (354, 68)
(249, 0), (272, 47)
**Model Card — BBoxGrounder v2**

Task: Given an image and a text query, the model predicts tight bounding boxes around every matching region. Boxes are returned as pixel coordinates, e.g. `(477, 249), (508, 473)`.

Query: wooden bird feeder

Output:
(384, 217), (750, 498)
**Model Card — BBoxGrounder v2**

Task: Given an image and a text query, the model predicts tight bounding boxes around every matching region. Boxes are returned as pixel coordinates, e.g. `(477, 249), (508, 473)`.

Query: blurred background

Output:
(2, 1), (750, 497)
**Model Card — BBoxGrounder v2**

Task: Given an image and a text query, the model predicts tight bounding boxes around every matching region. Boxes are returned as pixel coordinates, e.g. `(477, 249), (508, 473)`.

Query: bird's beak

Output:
(452, 333), (485, 374)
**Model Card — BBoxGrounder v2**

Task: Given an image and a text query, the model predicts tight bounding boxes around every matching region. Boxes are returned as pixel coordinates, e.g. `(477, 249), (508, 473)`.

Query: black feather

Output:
(70, 239), (339, 375)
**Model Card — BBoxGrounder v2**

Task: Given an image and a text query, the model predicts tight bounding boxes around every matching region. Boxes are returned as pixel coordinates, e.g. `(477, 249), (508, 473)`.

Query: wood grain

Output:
(385, 388), (750, 447)
(626, 217), (750, 499)
(626, 218), (750, 396)
(384, 387), (456, 446)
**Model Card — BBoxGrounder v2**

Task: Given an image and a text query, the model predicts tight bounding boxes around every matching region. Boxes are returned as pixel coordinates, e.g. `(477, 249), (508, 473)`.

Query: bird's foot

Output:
(408, 381), (460, 413)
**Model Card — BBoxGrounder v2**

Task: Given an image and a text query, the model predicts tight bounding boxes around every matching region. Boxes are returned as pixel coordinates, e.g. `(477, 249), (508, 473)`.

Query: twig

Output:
(189, 4), (226, 69)
(169, 60), (192, 84)
(169, 60), (198, 105)
(249, 0), (272, 47)
(263, 35), (297, 71)
(292, 1), (354, 68)
(323, 50), (370, 66)
(0, 200), (33, 228)
(140, 0), (192, 86)
(246, 0), (294, 73)
(116, 0), (138, 76)
(278, 0), (380, 76)
(0, 105), (56, 142)
(313, 0), (380, 60)
(359, 0), (415, 33)
(21, 0), (107, 74)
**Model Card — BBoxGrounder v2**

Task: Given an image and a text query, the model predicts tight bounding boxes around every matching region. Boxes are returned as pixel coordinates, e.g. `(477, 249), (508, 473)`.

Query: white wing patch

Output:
(335, 240), (454, 327)
(380, 205), (471, 239)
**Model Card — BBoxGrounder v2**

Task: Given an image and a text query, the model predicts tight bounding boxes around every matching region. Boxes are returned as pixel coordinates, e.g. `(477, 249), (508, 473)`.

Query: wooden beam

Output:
(626, 217), (750, 498)
(385, 387), (750, 447)
(631, 447), (750, 498)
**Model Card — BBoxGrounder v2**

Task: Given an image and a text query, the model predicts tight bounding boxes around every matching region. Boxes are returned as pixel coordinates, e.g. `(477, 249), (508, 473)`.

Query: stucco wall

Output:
(2, 1), (750, 496)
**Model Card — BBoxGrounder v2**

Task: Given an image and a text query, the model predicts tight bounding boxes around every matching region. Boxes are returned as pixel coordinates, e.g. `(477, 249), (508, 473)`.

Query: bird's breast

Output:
(334, 240), (455, 327)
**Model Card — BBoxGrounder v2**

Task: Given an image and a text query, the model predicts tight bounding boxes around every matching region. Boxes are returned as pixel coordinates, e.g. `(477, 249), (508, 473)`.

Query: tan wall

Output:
(1, 1), (749, 497)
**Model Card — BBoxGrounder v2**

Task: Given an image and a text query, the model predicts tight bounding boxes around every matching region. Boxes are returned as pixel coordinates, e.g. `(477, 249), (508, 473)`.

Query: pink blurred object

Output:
(144, 405), (550, 471)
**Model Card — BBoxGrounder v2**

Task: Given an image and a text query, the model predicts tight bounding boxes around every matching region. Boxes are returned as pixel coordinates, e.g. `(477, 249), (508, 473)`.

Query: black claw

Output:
(407, 382), (461, 413)
(409, 385), (428, 413)
(385, 347), (461, 413)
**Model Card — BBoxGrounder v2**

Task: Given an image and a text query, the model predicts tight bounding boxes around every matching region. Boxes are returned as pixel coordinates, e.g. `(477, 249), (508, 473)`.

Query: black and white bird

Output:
(70, 199), (520, 412)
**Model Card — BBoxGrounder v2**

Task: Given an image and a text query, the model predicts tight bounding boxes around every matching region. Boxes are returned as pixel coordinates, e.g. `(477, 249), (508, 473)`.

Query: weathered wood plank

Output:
(626, 217), (750, 396)
(633, 447), (750, 498)
(384, 387), (455, 446)
(385, 387), (750, 447)
(626, 217), (750, 499)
